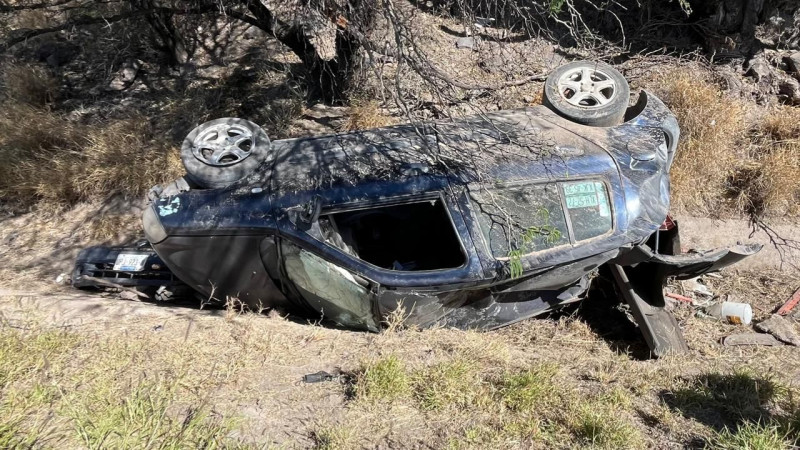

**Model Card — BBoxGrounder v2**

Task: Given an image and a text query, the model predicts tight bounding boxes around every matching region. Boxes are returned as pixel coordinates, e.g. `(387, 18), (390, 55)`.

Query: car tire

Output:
(543, 61), (630, 127)
(180, 118), (271, 189)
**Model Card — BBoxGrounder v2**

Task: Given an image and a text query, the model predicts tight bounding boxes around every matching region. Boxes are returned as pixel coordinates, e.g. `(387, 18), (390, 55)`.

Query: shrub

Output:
(0, 102), (183, 206)
(2, 64), (58, 107)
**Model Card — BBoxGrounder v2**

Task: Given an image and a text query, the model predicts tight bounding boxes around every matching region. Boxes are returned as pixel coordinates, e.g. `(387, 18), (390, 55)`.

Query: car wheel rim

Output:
(191, 123), (255, 167)
(556, 66), (617, 108)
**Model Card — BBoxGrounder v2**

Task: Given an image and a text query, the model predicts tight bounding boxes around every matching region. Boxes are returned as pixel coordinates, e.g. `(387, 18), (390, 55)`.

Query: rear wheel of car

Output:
(543, 61), (630, 127)
(180, 118), (271, 189)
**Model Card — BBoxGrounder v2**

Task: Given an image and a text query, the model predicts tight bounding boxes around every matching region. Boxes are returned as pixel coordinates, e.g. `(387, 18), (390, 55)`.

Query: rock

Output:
(778, 76), (800, 105)
(35, 41), (80, 67)
(455, 36), (477, 50)
(786, 52), (800, 77)
(107, 59), (141, 91)
(723, 333), (783, 347)
(118, 290), (141, 301)
(755, 314), (800, 346)
(746, 56), (773, 84)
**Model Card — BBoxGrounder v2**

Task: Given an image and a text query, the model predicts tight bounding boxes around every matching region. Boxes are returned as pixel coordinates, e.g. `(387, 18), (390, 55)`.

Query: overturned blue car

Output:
(126, 61), (759, 357)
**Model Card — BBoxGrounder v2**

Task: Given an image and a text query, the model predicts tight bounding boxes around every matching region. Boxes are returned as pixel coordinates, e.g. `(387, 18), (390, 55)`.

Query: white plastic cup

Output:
(706, 302), (753, 325)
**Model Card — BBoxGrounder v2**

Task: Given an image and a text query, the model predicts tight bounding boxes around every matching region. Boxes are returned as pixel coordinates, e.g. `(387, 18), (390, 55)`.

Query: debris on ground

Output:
(755, 314), (800, 346)
(706, 301), (753, 325)
(302, 371), (339, 383)
(455, 36), (477, 50)
(722, 333), (784, 347)
(775, 286), (800, 316)
(682, 276), (714, 300)
(665, 292), (693, 304)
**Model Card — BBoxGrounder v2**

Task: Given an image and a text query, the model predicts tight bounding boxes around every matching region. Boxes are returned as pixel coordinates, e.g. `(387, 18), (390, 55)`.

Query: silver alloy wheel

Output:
(556, 66), (617, 108)
(191, 123), (255, 167)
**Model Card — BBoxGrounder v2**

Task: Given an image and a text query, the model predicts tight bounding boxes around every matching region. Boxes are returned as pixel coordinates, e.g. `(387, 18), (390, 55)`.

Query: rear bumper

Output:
(72, 245), (182, 288)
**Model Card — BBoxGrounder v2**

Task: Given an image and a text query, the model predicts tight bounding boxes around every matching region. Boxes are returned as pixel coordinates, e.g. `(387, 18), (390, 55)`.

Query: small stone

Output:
(107, 59), (141, 91)
(455, 36), (477, 50)
(746, 57), (773, 83)
(723, 333), (783, 347)
(778, 77), (800, 105)
(755, 314), (800, 346)
(118, 290), (141, 301)
(787, 52), (800, 76)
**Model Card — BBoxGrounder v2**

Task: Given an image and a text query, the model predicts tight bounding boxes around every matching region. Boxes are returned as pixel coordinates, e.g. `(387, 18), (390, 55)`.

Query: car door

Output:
(268, 126), (485, 330)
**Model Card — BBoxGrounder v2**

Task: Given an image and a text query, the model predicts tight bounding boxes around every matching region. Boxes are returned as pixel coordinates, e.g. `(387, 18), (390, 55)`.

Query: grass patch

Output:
(664, 371), (779, 424)
(570, 402), (643, 449)
(354, 355), (410, 402)
(498, 364), (559, 412)
(709, 421), (793, 450)
(311, 423), (357, 450)
(66, 379), (233, 449)
(412, 359), (490, 411)
(0, 323), (249, 448)
(341, 99), (395, 132)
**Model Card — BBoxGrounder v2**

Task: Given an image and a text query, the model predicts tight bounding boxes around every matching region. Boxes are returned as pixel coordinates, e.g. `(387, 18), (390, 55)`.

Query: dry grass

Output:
(341, 99), (395, 132)
(0, 102), (183, 206)
(2, 63), (58, 107)
(654, 71), (747, 215)
(743, 107), (800, 216)
(655, 71), (800, 218)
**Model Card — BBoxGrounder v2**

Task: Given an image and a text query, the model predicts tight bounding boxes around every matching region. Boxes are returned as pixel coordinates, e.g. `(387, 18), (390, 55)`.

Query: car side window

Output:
(561, 181), (613, 241)
(470, 179), (613, 259)
(470, 184), (570, 258)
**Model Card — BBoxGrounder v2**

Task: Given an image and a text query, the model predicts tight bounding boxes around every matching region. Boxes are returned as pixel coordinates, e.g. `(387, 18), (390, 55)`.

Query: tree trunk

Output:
(133, 0), (188, 66)
(245, 0), (367, 104)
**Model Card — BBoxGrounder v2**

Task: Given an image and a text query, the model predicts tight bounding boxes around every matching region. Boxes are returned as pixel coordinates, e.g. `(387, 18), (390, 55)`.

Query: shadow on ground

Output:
(659, 372), (798, 447)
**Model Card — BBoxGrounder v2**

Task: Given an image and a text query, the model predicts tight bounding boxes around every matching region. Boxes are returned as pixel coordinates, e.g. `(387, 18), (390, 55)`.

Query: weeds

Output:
(341, 99), (395, 132)
(355, 355), (411, 402)
(656, 71), (800, 218)
(2, 64), (58, 107)
(656, 71), (746, 215)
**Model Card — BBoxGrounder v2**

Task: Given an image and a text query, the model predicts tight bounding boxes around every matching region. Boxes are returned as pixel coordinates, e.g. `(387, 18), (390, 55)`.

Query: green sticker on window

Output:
(566, 193), (599, 209)
(562, 181), (596, 197)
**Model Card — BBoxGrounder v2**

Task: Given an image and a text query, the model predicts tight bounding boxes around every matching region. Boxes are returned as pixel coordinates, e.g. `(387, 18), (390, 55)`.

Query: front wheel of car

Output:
(543, 61), (630, 127)
(180, 117), (271, 189)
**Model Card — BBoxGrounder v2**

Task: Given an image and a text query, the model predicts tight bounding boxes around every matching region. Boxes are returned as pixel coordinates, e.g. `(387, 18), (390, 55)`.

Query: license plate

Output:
(113, 253), (150, 272)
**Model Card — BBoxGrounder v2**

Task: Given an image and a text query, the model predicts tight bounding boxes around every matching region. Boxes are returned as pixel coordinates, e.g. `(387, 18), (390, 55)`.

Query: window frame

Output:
(468, 177), (616, 261)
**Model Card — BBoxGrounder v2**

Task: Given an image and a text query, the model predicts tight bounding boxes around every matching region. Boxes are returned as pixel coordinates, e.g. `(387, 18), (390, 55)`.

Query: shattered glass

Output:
(282, 242), (378, 331)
